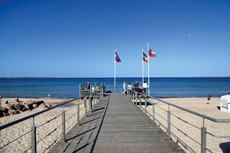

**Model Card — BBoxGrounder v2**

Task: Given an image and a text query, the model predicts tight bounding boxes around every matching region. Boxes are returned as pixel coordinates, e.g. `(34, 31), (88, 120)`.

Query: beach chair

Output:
(220, 95), (230, 113)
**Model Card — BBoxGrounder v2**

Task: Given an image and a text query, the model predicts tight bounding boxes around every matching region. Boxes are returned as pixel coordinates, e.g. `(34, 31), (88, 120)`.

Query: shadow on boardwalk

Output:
(49, 93), (185, 153)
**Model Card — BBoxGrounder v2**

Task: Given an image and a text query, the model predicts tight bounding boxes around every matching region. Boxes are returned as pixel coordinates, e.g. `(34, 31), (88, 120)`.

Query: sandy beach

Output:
(1, 97), (230, 152)
(142, 97), (230, 153)
(0, 98), (97, 153)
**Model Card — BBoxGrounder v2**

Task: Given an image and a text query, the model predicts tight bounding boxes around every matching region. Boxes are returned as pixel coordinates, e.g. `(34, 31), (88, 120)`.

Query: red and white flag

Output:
(148, 48), (156, 57)
(143, 52), (148, 63)
(115, 52), (121, 62)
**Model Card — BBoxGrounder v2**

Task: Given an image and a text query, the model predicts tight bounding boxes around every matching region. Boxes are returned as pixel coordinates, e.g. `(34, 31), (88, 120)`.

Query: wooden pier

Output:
(49, 93), (184, 153)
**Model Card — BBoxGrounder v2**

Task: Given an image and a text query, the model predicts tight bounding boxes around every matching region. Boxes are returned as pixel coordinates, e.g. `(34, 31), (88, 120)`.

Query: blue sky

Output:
(1, 0), (230, 77)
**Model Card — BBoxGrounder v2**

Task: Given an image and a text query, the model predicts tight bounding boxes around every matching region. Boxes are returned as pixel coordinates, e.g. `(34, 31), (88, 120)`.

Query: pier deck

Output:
(49, 93), (184, 153)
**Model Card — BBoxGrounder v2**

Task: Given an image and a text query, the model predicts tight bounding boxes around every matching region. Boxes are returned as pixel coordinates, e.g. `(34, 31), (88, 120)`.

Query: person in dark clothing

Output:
(207, 94), (212, 104)
(133, 81), (140, 96)
(86, 80), (90, 90)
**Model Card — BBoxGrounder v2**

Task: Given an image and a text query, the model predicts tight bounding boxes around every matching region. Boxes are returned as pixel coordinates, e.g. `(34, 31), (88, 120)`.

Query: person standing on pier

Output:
(134, 81), (140, 96)
(86, 80), (90, 90)
(122, 81), (127, 95)
(142, 81), (148, 94)
(127, 83), (132, 96)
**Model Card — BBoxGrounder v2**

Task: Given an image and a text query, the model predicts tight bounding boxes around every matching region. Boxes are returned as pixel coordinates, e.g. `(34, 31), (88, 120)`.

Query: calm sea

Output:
(0, 77), (229, 98)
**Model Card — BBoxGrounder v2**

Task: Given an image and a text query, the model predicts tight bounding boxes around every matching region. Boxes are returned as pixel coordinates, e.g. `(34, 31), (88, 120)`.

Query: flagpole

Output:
(148, 43), (150, 96)
(114, 49), (116, 93)
(142, 49), (144, 86)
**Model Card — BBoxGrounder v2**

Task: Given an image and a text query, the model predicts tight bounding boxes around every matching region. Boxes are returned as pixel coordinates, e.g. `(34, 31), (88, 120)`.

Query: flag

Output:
(143, 52), (148, 63)
(148, 48), (156, 57)
(115, 52), (121, 62)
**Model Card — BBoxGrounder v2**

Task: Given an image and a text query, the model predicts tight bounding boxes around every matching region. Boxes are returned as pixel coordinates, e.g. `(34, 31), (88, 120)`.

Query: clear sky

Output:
(1, 0), (230, 77)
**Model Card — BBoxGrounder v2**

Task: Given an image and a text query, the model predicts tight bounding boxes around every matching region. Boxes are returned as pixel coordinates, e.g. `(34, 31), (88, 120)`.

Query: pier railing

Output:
(130, 92), (230, 153)
(0, 87), (104, 153)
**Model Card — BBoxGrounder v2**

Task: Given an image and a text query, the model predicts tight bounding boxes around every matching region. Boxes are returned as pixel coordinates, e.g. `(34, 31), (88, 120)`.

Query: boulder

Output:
(0, 107), (9, 117)
(32, 104), (38, 109)
(24, 100), (34, 105)
(38, 103), (48, 109)
(21, 103), (30, 109)
(4, 103), (14, 110)
(8, 110), (17, 115)
(33, 101), (44, 105)
(0, 111), (3, 117)
(46, 103), (52, 108)
(50, 103), (57, 107)
(14, 103), (22, 111)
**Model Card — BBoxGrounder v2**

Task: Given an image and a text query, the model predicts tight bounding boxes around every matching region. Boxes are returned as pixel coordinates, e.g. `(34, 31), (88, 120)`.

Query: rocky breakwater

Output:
(0, 100), (57, 117)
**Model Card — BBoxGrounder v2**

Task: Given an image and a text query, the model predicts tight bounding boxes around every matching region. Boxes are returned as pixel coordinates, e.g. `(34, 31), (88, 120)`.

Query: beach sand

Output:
(1, 97), (230, 152)
(0, 98), (98, 153)
(141, 97), (230, 153)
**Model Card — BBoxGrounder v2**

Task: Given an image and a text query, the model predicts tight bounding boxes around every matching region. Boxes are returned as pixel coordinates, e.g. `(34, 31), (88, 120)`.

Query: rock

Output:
(0, 107), (7, 111)
(0, 111), (3, 117)
(49, 103), (57, 107)
(4, 103), (14, 110)
(32, 104), (38, 109)
(14, 103), (22, 111)
(33, 101), (44, 105)
(8, 110), (17, 115)
(46, 103), (52, 108)
(22, 103), (30, 109)
(38, 103), (48, 109)
(24, 100), (34, 105)
(22, 107), (27, 111)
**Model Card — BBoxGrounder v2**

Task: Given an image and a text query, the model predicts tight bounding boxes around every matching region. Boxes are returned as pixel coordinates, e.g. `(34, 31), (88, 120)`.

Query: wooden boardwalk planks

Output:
(49, 93), (184, 153)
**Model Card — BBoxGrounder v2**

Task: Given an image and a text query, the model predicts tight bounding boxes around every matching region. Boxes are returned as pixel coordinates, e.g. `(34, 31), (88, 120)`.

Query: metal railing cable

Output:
(130, 92), (230, 153)
(0, 129), (31, 150)
(0, 97), (81, 131)
(36, 112), (62, 128)
(0, 91), (100, 153)
(153, 97), (230, 123)
(171, 114), (200, 130)
(42, 132), (62, 153)
(153, 111), (197, 153)
(139, 100), (201, 147)
(170, 122), (201, 145)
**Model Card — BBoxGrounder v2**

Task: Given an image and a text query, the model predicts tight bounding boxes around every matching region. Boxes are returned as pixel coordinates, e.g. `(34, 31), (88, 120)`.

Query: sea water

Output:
(0, 77), (229, 98)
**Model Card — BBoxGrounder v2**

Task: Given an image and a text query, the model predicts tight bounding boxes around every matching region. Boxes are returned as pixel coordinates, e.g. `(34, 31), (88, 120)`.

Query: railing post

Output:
(90, 97), (92, 113)
(145, 95), (147, 116)
(90, 86), (92, 113)
(62, 106), (66, 143)
(79, 84), (81, 97)
(167, 105), (171, 142)
(31, 117), (37, 153)
(101, 85), (103, 98)
(84, 99), (87, 117)
(139, 97), (141, 108)
(132, 92), (134, 103)
(201, 117), (207, 153)
(201, 127), (207, 153)
(77, 103), (80, 126)
(152, 99), (155, 126)
(94, 92), (96, 106)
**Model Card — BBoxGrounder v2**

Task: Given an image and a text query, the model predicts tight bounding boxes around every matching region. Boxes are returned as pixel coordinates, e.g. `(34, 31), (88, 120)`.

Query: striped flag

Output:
(115, 52), (121, 62)
(143, 52), (148, 63)
(148, 48), (156, 57)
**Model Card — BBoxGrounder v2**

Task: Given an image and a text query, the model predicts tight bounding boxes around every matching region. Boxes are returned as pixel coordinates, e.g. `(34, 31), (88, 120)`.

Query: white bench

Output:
(220, 95), (230, 113)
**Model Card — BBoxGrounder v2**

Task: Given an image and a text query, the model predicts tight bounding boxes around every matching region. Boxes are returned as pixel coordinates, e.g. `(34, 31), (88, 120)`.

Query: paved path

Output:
(49, 93), (184, 153)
